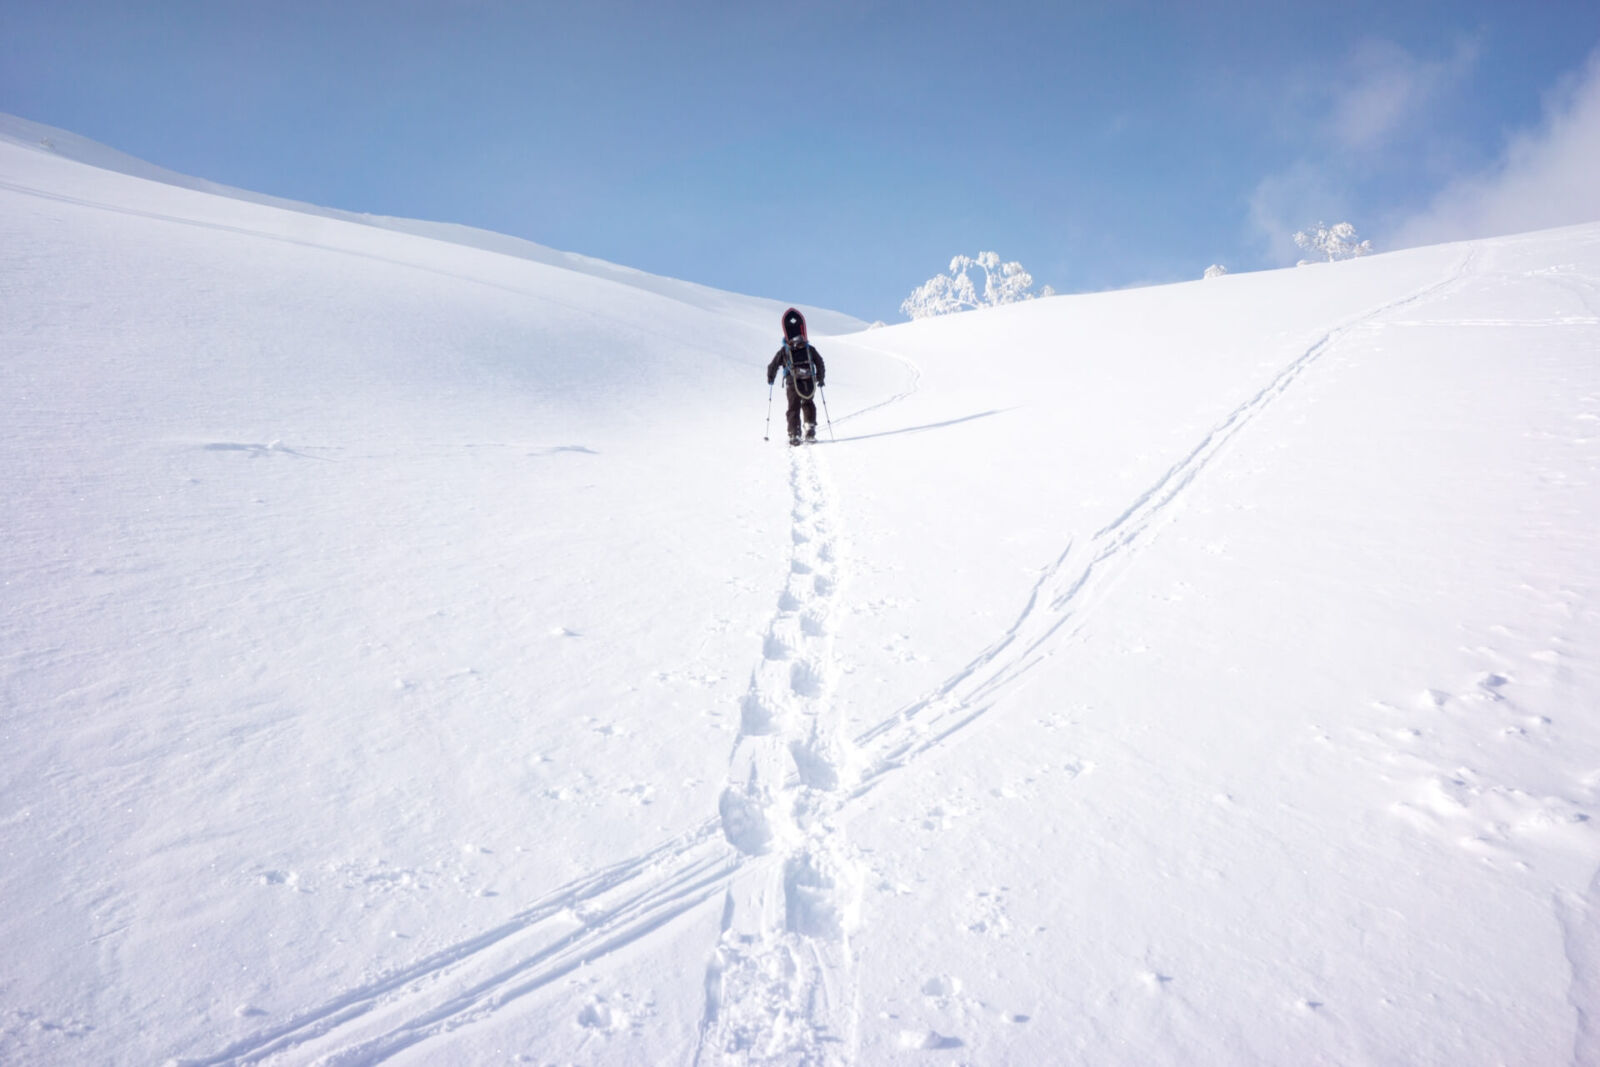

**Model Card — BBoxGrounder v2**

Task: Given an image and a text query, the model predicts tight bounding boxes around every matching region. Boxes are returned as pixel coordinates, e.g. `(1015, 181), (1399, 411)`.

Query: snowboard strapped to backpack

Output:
(781, 307), (817, 400)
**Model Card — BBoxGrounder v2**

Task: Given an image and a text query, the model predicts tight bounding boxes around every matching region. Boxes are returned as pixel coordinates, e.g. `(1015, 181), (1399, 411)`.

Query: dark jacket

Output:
(767, 343), (826, 390)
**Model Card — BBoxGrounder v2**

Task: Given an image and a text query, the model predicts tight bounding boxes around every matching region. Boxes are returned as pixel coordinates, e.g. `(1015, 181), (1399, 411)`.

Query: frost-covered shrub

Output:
(1293, 222), (1373, 263)
(901, 252), (1054, 319)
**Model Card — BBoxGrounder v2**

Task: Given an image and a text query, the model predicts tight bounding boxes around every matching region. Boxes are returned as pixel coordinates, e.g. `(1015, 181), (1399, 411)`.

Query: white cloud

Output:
(1245, 38), (1479, 262)
(1396, 46), (1600, 246)
(1327, 38), (1479, 154)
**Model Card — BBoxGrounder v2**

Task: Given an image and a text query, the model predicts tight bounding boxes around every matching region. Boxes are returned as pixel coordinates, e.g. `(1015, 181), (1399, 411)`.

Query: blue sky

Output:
(4, 1), (1600, 322)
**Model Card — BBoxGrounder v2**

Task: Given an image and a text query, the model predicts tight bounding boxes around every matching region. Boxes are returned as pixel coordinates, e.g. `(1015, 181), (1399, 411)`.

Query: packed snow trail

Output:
(178, 252), (1494, 1066)
(699, 446), (863, 1065)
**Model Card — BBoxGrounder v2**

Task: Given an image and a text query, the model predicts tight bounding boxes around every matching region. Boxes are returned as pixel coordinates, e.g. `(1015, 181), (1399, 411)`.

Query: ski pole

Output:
(819, 385), (835, 441)
(762, 381), (774, 441)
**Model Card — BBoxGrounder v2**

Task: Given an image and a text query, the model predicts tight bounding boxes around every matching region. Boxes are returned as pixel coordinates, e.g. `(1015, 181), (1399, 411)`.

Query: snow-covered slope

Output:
(2, 118), (1598, 1066)
(0, 115), (866, 335)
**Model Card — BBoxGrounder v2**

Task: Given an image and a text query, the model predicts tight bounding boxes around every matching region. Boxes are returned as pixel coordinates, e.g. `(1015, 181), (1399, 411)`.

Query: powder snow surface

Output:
(3, 117), (1599, 1066)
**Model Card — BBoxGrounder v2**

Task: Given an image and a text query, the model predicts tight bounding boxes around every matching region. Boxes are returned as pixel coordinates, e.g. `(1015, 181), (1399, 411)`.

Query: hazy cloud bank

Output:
(1396, 46), (1600, 246)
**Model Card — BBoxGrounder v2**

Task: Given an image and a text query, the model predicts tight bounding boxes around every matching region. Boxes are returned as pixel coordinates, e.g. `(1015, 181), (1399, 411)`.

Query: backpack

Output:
(780, 307), (817, 396)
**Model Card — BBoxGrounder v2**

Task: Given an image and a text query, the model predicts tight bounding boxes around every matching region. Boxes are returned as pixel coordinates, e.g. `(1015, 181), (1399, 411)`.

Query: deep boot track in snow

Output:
(185, 254), (1478, 1066)
(697, 447), (863, 1065)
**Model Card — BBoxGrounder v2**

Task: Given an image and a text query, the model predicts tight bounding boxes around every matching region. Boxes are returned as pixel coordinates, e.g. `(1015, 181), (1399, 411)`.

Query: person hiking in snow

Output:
(767, 307), (826, 445)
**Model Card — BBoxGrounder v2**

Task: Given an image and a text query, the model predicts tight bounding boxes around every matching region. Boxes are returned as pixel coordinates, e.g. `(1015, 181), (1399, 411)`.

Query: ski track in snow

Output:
(183, 254), (1479, 1066)
(829, 342), (921, 428)
(846, 254), (1484, 777)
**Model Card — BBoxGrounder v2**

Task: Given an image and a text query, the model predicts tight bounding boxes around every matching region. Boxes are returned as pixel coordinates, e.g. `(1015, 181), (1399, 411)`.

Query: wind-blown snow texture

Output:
(3, 115), (1599, 1066)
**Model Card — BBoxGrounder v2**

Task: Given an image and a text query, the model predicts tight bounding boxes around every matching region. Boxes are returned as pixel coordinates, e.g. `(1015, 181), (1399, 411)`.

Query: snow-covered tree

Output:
(1293, 221), (1373, 263)
(901, 252), (1054, 319)
(1203, 264), (1229, 279)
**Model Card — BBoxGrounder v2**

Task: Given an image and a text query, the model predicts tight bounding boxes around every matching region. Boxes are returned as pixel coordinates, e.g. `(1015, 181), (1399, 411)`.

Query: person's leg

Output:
(786, 383), (803, 442)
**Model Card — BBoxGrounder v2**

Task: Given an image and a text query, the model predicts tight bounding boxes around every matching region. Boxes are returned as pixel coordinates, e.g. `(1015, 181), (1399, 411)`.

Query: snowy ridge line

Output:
(698, 446), (864, 1066)
(0, 178), (458, 269)
(0, 178), (688, 332)
(0, 178), (577, 309)
(846, 249), (1482, 785)
(0, 165), (864, 335)
(2, 118), (869, 334)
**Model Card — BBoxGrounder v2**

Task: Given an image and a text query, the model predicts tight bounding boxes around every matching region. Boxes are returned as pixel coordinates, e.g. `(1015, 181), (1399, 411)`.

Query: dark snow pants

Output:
(785, 379), (817, 438)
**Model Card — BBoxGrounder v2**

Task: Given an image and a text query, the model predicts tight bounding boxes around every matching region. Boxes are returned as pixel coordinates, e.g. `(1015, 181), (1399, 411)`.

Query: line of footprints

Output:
(705, 449), (865, 1063)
